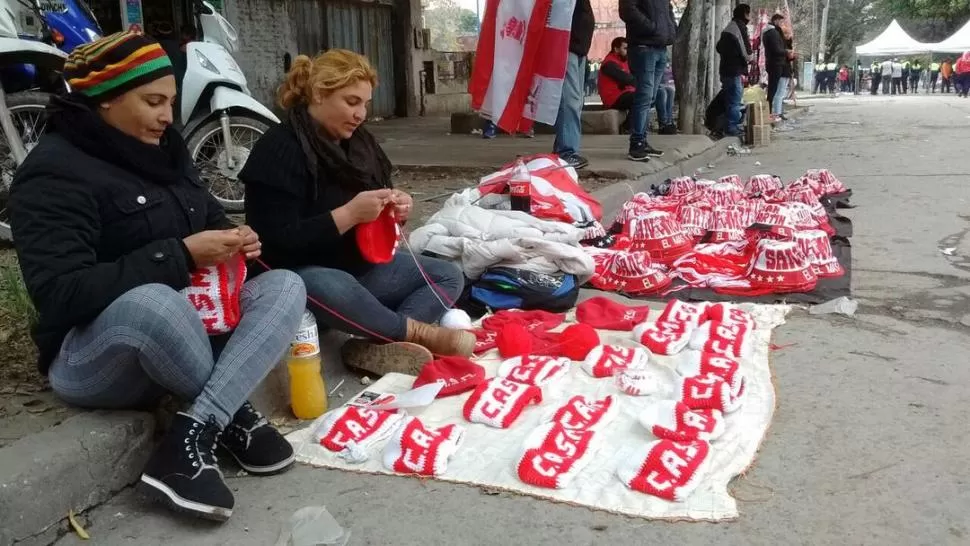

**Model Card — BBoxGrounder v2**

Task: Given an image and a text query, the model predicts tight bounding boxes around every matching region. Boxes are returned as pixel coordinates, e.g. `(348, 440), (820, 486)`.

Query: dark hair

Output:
(771, 13), (784, 24)
(734, 4), (751, 19)
(611, 37), (627, 51)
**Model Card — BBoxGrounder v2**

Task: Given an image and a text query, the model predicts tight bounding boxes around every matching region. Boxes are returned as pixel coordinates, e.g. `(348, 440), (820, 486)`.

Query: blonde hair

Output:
(278, 49), (379, 109)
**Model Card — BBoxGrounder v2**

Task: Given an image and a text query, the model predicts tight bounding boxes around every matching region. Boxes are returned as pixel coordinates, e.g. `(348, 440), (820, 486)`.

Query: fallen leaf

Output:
(68, 510), (90, 540)
(21, 398), (43, 407)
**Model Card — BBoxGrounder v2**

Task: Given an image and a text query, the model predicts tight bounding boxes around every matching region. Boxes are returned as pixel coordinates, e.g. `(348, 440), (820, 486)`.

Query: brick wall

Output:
(224, 0), (299, 110)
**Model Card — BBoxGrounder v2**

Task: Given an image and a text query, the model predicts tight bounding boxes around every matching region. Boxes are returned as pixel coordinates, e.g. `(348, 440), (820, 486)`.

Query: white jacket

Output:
(408, 206), (596, 281)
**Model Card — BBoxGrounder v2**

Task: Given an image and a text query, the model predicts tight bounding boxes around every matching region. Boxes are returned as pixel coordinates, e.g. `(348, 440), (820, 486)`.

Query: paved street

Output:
(59, 95), (970, 546)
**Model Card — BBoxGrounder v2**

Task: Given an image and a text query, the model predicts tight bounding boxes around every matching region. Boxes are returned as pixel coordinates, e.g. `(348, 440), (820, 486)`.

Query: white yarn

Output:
(440, 308), (473, 330)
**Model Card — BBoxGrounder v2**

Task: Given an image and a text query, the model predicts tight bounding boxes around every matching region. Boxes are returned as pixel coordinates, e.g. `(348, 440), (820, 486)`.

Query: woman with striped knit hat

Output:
(8, 31), (306, 521)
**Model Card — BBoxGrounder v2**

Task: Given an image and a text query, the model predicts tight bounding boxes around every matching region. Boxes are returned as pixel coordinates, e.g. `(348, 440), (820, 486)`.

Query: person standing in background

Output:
(929, 61), (940, 92)
(941, 58), (953, 93)
(901, 59), (910, 93)
(891, 59), (902, 95)
(881, 58), (892, 94)
(619, 0), (678, 161)
(715, 4), (753, 137)
(838, 65), (849, 92)
(552, 0), (594, 170)
(870, 60), (882, 95)
(955, 51), (970, 98)
(910, 59), (921, 93)
(762, 13), (794, 122)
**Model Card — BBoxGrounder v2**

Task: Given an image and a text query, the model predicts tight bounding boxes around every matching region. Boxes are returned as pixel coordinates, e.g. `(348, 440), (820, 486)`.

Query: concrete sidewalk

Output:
(368, 116), (726, 180)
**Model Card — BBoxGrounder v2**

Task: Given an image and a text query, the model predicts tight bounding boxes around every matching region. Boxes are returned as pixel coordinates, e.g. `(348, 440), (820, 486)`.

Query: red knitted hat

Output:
(708, 207), (746, 242)
(517, 422), (597, 489)
(355, 205), (400, 264)
(731, 198), (762, 228)
(182, 253), (247, 335)
(412, 356), (486, 397)
(581, 344), (649, 378)
(794, 229), (844, 278)
(676, 351), (745, 398)
(633, 320), (692, 355)
(594, 251), (673, 296)
(481, 309), (565, 333)
(575, 296), (651, 331)
(550, 395), (618, 431)
(718, 174), (744, 190)
(677, 203), (712, 240)
(677, 373), (742, 413)
(557, 324), (600, 360)
(688, 320), (752, 360)
(747, 239), (818, 292)
(498, 355), (570, 386)
(626, 211), (693, 264)
(639, 400), (726, 442)
(704, 181), (744, 207)
(667, 176), (698, 198)
(462, 378), (543, 429)
(497, 322), (533, 358)
(816, 168), (847, 195)
(745, 174), (784, 196)
(382, 416), (464, 477)
(617, 439), (712, 502)
(314, 406), (404, 453)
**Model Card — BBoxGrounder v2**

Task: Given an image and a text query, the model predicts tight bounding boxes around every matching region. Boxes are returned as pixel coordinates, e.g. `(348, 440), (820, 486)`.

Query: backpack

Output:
(469, 267), (579, 312)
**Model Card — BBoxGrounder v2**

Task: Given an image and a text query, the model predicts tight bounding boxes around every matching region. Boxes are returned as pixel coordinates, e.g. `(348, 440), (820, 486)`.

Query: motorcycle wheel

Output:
(187, 115), (271, 213)
(0, 91), (53, 243)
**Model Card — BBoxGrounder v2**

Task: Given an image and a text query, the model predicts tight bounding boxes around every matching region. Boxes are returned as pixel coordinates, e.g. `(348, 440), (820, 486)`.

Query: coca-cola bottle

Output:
(509, 158), (532, 213)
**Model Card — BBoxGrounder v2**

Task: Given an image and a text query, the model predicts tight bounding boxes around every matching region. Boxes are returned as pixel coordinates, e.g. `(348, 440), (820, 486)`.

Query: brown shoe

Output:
(340, 339), (433, 377)
(406, 318), (476, 357)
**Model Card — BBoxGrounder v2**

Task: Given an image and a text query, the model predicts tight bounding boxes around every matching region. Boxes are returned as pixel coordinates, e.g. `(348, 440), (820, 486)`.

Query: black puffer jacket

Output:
(9, 98), (234, 373)
(569, 0), (595, 57)
(619, 0), (678, 48)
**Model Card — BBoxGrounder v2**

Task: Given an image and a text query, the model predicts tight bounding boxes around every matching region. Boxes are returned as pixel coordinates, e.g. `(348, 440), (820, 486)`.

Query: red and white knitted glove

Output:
(634, 321), (692, 355)
(639, 400), (725, 442)
(548, 395), (618, 432)
(615, 363), (674, 396)
(516, 422), (597, 489)
(704, 303), (755, 331)
(657, 299), (709, 327)
(617, 439), (712, 502)
(462, 378), (543, 428)
(382, 417), (464, 477)
(676, 374), (743, 413)
(498, 355), (570, 387)
(581, 345), (649, 378)
(472, 328), (499, 354)
(688, 320), (752, 359)
(676, 351), (746, 398)
(314, 406), (404, 455)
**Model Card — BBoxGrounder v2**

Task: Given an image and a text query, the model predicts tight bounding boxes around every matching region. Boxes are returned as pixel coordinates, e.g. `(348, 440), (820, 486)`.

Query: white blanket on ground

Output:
(408, 206), (595, 280)
(288, 303), (789, 521)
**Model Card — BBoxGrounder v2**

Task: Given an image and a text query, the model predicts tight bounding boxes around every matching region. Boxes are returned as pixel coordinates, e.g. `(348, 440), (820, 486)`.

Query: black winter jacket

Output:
(10, 107), (234, 374)
(619, 0), (678, 48)
(569, 0), (595, 57)
(762, 25), (792, 77)
(717, 19), (752, 78)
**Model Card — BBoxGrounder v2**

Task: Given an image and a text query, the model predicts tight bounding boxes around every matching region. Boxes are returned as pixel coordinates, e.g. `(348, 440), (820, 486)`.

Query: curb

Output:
(0, 411), (154, 545)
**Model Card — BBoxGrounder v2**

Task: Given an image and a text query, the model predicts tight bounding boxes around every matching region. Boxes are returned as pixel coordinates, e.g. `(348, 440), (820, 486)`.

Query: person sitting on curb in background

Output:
(762, 13), (795, 122)
(598, 37), (676, 135)
(619, 0), (677, 161)
(715, 3), (752, 137)
(552, 0), (594, 170)
(8, 32), (307, 522)
(240, 49), (474, 378)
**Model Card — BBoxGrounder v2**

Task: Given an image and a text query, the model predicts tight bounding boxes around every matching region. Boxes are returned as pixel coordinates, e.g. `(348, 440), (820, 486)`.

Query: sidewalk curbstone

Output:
(0, 411), (154, 545)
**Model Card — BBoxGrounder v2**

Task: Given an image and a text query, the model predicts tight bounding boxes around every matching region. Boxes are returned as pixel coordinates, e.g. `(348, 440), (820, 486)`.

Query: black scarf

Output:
(287, 104), (392, 200)
(47, 94), (191, 187)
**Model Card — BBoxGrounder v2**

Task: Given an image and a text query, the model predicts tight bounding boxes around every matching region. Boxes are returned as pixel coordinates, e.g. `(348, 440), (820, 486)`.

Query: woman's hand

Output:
(390, 190), (413, 223)
(236, 225), (262, 260)
(183, 229), (245, 268)
(332, 189), (393, 234)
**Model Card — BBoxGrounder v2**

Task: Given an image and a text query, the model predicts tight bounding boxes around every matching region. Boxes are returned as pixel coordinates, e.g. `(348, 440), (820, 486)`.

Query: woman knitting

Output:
(9, 32), (306, 521)
(240, 49), (473, 376)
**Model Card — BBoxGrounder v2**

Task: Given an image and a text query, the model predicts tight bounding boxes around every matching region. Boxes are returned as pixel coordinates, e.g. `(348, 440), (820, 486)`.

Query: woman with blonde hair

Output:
(241, 49), (473, 376)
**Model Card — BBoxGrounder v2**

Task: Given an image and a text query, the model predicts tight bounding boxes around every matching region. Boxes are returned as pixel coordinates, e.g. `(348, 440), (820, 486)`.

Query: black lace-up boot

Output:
(220, 401), (295, 475)
(140, 412), (234, 521)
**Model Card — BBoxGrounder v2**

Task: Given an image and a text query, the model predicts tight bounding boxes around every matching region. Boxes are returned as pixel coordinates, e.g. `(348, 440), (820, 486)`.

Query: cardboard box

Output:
(747, 124), (771, 147)
(747, 100), (768, 127)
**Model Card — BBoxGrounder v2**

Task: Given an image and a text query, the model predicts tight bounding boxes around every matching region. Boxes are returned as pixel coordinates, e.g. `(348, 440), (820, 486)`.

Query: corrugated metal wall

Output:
(325, 1), (397, 118)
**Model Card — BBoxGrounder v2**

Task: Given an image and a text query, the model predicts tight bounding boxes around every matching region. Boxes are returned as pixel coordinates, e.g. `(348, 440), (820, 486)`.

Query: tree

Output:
(423, 0), (480, 52)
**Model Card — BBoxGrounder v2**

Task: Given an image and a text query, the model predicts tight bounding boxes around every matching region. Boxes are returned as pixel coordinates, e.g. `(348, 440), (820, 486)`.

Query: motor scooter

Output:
(0, 0), (67, 241)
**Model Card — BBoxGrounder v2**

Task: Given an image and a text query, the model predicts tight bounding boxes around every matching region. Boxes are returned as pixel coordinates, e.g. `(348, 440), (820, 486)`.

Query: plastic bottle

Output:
(509, 158), (532, 213)
(287, 310), (328, 419)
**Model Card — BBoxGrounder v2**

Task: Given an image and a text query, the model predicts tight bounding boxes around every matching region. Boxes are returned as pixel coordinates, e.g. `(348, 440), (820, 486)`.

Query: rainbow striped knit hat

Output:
(64, 31), (174, 102)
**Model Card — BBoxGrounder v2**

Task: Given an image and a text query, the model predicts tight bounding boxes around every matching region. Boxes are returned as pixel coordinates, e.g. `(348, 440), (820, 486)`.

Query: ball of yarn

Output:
(497, 322), (533, 358)
(440, 308), (473, 330)
(559, 323), (600, 360)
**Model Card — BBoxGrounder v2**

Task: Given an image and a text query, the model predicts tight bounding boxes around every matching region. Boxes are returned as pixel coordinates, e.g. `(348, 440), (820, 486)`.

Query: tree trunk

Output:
(675, 0), (714, 134)
(818, 0), (831, 62)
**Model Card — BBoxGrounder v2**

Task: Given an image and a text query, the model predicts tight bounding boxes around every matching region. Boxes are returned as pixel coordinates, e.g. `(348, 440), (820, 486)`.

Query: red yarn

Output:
(497, 322), (533, 358)
(558, 323), (600, 360)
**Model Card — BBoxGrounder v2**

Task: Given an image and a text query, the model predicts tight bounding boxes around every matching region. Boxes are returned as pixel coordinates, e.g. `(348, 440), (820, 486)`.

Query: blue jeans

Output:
(628, 45), (667, 145)
(554, 52), (586, 157)
(721, 75), (743, 135)
(47, 271), (307, 427)
(772, 77), (790, 115)
(296, 252), (465, 342)
(654, 85), (674, 125)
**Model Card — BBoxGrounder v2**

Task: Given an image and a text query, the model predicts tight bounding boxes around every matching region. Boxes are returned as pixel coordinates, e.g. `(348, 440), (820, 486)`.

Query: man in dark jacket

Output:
(554, 0), (594, 170)
(619, 0), (677, 161)
(762, 13), (795, 120)
(716, 3), (752, 137)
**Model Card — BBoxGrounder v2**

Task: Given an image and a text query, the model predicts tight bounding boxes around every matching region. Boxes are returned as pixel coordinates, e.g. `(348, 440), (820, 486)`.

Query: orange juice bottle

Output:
(287, 310), (327, 419)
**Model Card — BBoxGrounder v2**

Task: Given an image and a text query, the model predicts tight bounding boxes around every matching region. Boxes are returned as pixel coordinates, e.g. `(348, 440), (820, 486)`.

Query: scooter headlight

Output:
(195, 50), (221, 75)
(83, 28), (101, 42)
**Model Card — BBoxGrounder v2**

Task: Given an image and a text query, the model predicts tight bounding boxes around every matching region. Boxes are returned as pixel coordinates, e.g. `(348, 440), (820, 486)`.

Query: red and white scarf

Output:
(470, 0), (574, 133)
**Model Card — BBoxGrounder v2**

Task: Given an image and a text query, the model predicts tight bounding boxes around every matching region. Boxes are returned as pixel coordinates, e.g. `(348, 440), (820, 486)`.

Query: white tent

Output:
(929, 19), (970, 53)
(855, 20), (930, 56)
